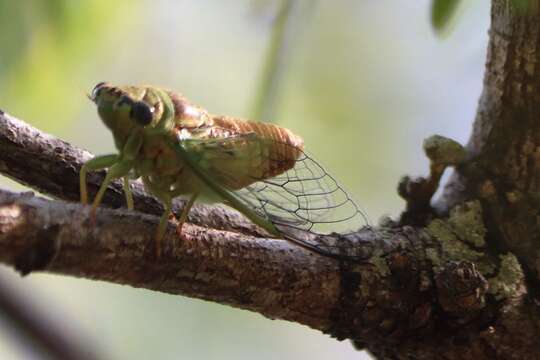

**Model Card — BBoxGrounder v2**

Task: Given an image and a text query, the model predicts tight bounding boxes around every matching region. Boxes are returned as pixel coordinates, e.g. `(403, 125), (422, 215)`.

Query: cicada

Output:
(80, 83), (368, 258)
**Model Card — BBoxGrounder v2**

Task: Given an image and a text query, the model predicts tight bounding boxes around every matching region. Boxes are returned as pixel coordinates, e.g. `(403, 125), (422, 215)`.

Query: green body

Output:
(80, 83), (279, 255)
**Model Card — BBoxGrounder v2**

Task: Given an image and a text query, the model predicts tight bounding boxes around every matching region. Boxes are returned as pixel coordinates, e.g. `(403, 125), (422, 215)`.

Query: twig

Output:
(0, 274), (100, 360)
(251, 0), (314, 121)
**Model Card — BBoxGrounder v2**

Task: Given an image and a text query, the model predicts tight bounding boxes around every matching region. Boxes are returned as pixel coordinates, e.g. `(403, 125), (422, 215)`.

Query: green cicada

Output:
(80, 83), (368, 258)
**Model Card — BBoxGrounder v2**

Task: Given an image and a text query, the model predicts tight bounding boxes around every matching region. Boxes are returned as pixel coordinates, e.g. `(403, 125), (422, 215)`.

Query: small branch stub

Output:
(399, 135), (466, 224)
(423, 135), (466, 167)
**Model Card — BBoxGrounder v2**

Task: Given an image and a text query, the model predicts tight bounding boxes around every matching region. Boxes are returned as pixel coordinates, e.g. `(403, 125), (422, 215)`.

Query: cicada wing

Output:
(179, 134), (370, 260)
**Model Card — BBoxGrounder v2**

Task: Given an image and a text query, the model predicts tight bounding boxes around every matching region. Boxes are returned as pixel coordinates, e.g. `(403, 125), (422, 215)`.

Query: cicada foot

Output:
(154, 210), (173, 258)
(154, 232), (163, 258)
(89, 204), (98, 227)
(175, 220), (187, 239)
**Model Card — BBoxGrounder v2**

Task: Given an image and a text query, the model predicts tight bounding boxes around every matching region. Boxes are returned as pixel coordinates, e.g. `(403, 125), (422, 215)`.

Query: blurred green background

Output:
(0, 1), (488, 359)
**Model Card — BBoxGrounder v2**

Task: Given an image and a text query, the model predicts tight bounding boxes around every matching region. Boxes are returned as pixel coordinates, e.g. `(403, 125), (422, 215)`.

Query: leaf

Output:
(431, 0), (462, 35)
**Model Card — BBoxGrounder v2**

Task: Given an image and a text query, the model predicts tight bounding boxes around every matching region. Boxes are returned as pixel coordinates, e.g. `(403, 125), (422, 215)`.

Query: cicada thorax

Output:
(166, 91), (209, 128)
(167, 91), (304, 189)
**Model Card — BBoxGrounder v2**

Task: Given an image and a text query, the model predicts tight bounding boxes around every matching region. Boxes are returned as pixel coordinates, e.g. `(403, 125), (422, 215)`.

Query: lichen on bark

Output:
(426, 200), (495, 275)
(488, 253), (525, 300)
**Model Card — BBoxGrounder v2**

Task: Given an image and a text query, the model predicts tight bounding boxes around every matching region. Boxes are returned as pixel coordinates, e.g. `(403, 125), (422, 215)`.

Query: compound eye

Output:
(91, 81), (108, 100)
(130, 101), (154, 126)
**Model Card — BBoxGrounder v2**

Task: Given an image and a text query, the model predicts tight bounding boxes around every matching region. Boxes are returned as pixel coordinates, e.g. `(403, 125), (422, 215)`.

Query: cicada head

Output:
(89, 82), (167, 148)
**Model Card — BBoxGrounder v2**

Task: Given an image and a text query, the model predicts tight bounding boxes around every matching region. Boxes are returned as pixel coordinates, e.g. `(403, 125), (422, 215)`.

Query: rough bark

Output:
(443, 0), (540, 284)
(0, 0), (540, 358)
(0, 187), (519, 358)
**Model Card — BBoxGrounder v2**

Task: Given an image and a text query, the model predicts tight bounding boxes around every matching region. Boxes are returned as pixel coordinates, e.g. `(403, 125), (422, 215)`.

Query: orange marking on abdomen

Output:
(211, 116), (304, 178)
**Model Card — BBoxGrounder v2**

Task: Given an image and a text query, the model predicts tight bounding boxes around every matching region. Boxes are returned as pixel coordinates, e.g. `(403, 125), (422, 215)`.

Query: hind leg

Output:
(142, 176), (175, 257)
(175, 192), (198, 237)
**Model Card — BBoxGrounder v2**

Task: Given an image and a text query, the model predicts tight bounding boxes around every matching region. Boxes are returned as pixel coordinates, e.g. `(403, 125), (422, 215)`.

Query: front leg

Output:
(80, 154), (119, 205)
(90, 159), (136, 221)
(86, 129), (143, 220)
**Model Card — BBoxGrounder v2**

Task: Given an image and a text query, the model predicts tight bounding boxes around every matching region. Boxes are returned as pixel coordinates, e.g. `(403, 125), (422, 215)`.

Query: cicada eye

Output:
(130, 101), (154, 126)
(91, 81), (108, 100)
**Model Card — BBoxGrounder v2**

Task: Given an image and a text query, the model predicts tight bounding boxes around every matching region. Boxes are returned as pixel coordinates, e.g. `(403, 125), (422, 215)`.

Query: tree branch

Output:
(0, 274), (100, 360)
(0, 187), (384, 334)
(442, 0), (540, 285)
(1, 183), (536, 358)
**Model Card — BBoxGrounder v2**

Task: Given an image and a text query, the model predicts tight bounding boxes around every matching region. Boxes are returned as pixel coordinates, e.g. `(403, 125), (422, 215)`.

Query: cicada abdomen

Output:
(212, 116), (304, 183)
(168, 92), (304, 189)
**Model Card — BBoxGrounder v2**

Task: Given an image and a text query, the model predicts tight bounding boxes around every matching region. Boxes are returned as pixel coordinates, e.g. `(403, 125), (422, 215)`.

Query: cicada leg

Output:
(175, 192), (198, 237)
(80, 154), (119, 205)
(142, 176), (174, 257)
(90, 159), (135, 223)
(123, 176), (134, 210)
(141, 176), (199, 257)
(155, 200), (172, 257)
(82, 129), (142, 223)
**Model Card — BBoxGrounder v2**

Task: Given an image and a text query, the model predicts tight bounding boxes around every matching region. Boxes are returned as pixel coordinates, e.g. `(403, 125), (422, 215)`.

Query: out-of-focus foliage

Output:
(431, 0), (462, 35)
(250, 0), (315, 122)
(432, 0), (533, 36)
(250, 0), (295, 122)
(0, 0), (139, 132)
(511, 0), (532, 12)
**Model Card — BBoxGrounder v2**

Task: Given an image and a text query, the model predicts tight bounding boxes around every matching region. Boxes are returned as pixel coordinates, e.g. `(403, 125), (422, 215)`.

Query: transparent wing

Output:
(180, 133), (370, 260)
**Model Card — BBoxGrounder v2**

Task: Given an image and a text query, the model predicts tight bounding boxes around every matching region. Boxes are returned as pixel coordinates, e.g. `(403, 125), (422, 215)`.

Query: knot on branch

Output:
(0, 193), (62, 275)
(435, 261), (488, 315)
